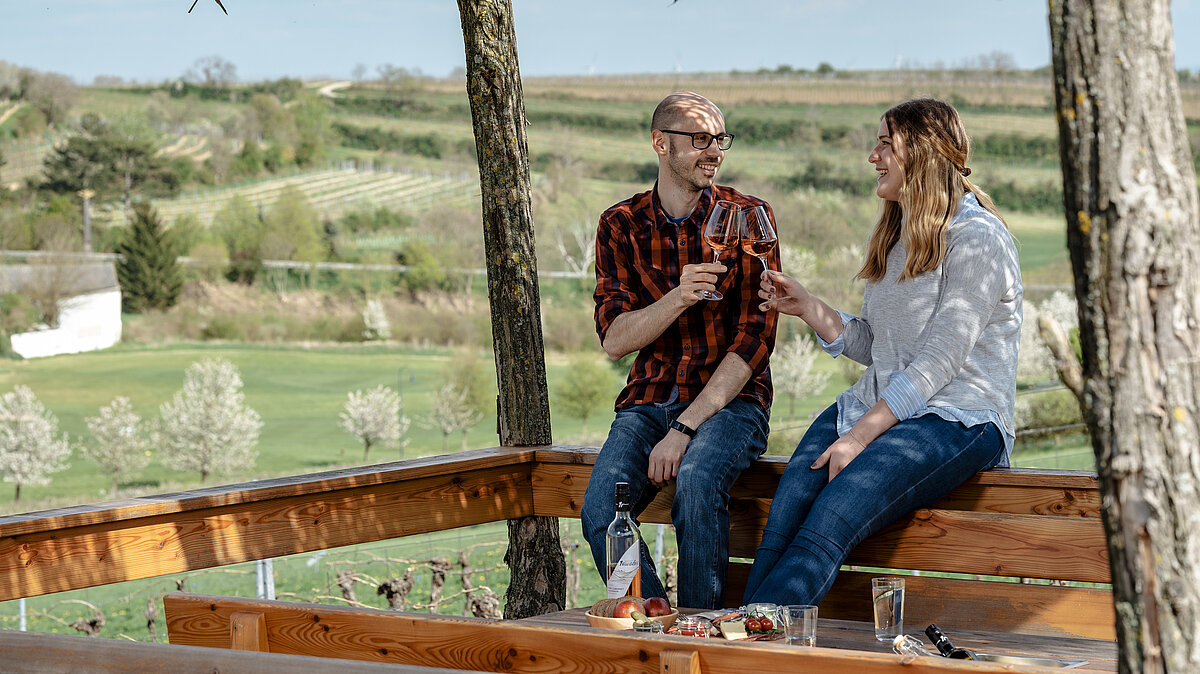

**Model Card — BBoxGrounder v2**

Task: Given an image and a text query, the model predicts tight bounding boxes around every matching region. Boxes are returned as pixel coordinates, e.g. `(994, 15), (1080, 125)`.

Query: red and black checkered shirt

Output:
(594, 184), (779, 412)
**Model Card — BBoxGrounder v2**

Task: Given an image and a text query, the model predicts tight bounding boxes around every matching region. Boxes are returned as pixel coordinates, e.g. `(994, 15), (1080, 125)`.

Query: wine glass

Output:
(700, 200), (742, 301)
(740, 205), (777, 273)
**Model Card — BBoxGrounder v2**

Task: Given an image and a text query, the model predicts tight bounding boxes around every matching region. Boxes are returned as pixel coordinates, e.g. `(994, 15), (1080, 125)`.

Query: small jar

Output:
(675, 616), (710, 638)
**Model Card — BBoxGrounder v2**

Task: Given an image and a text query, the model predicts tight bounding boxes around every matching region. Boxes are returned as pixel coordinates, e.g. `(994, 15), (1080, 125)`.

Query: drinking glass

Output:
(740, 204), (777, 272)
(700, 200), (742, 300)
(872, 577), (905, 642)
(784, 604), (818, 647)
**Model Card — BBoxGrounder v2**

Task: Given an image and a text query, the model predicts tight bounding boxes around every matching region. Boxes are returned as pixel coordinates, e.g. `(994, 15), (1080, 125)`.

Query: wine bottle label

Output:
(606, 545), (640, 598)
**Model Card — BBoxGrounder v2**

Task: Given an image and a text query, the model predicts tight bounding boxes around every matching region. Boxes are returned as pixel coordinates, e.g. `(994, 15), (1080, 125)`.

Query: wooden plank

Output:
(932, 483), (1101, 518)
(0, 628), (486, 674)
(164, 593), (1079, 673)
(843, 510), (1110, 583)
(532, 463), (1107, 581)
(728, 566), (1114, 641)
(230, 610), (269, 651)
(818, 571), (1115, 642)
(530, 459), (1101, 521)
(0, 465), (531, 602)
(533, 447), (1100, 492)
(0, 446), (538, 538)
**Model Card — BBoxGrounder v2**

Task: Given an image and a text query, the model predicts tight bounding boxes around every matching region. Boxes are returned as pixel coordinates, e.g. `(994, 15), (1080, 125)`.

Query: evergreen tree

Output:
(40, 114), (115, 201)
(116, 203), (182, 313)
(40, 114), (178, 221)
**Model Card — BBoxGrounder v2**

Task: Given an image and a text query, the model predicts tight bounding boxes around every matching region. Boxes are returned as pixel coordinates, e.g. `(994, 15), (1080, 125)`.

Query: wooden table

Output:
(521, 608), (1118, 672)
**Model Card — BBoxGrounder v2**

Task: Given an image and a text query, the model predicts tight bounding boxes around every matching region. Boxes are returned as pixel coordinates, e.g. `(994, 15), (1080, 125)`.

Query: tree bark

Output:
(1050, 2), (1200, 671)
(456, 0), (564, 620)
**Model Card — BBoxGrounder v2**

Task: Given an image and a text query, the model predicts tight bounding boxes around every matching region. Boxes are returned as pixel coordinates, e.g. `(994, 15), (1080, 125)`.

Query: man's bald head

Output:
(651, 91), (724, 132)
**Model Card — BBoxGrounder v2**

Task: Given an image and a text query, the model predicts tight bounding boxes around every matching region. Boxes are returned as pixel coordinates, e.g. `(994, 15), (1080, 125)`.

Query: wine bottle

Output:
(892, 635), (936, 658)
(605, 481), (642, 598)
(924, 624), (978, 660)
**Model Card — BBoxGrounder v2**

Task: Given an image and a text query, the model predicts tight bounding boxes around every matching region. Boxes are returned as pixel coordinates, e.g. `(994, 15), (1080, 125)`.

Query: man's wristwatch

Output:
(669, 419), (697, 438)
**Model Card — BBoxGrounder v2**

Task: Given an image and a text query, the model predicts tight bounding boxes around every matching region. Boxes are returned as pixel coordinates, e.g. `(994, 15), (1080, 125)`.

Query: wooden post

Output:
(660, 649), (702, 674)
(1049, 1), (1200, 671)
(456, 0), (564, 619)
(229, 610), (268, 652)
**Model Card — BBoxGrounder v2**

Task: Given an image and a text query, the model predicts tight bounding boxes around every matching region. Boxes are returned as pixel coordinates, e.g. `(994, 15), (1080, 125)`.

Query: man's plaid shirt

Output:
(594, 184), (779, 413)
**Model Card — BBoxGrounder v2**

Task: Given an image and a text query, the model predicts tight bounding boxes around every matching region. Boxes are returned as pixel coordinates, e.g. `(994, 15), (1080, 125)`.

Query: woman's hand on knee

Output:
(810, 434), (866, 483)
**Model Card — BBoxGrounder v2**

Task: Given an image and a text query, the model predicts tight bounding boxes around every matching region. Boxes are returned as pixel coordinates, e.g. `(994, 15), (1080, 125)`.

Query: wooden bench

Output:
(532, 447), (1113, 641)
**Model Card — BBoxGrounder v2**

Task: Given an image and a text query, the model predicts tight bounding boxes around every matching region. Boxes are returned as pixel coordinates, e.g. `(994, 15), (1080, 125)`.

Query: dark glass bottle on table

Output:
(925, 624), (978, 660)
(605, 481), (642, 598)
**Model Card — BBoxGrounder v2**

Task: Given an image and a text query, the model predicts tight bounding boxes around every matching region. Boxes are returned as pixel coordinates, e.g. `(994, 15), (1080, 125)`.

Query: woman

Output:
(743, 98), (1021, 606)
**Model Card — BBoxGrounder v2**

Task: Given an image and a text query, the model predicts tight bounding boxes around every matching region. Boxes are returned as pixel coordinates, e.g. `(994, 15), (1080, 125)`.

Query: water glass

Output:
(871, 577), (905, 641)
(783, 604), (818, 647)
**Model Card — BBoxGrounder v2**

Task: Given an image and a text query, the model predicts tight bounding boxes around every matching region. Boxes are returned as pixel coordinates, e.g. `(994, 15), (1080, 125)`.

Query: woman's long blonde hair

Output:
(856, 99), (1007, 283)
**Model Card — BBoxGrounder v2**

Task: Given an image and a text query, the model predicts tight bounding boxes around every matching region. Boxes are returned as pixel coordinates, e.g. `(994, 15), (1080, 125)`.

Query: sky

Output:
(2, 0), (1199, 84)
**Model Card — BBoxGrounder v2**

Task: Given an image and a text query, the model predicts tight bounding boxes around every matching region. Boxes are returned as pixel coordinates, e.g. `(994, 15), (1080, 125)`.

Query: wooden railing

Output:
(2, 445), (1110, 636)
(0, 447), (536, 602)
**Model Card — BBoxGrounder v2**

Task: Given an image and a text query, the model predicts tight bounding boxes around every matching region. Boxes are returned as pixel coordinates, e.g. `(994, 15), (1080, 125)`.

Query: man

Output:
(581, 91), (779, 609)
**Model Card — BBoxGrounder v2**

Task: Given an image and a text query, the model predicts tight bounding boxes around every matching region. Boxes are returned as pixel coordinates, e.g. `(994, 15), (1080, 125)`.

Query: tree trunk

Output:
(457, 0), (563, 620)
(1049, 2), (1200, 671)
(502, 516), (565, 618)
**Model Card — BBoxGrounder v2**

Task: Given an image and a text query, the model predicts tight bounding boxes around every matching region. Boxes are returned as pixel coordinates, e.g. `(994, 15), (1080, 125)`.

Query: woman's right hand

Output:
(758, 269), (808, 316)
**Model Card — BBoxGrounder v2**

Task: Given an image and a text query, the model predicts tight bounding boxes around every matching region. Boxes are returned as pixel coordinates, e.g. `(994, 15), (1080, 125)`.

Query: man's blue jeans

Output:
(581, 398), (769, 609)
(743, 404), (1004, 605)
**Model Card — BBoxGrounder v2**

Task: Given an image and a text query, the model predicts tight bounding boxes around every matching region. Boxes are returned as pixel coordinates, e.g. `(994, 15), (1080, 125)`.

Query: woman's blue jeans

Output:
(743, 404), (1004, 605)
(581, 398), (769, 609)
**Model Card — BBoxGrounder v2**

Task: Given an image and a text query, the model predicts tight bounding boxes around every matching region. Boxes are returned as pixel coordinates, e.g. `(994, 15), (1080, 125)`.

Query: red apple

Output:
(612, 598), (645, 618)
(643, 596), (672, 617)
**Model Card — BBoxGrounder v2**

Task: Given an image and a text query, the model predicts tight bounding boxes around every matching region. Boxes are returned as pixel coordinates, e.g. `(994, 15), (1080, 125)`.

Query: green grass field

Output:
(0, 342), (614, 508)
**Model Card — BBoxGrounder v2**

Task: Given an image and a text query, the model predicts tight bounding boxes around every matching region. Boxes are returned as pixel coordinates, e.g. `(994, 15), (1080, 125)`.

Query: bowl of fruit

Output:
(586, 596), (678, 631)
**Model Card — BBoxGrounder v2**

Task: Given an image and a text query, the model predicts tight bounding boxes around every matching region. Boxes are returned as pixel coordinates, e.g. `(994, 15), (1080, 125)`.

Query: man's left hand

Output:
(648, 431), (689, 486)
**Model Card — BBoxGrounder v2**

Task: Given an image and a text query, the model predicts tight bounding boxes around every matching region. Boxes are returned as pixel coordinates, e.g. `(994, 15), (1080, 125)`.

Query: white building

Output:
(4, 263), (122, 359)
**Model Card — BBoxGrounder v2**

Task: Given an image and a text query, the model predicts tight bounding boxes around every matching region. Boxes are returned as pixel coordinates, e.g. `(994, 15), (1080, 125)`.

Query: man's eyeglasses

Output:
(660, 130), (735, 151)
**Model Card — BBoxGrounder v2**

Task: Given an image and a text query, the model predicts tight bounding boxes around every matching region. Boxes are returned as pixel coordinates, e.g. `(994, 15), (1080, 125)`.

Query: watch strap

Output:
(669, 419), (697, 438)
